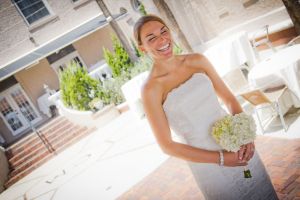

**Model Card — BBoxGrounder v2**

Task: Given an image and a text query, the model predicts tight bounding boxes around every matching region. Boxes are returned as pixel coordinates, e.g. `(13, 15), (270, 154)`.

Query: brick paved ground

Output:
(118, 136), (300, 200)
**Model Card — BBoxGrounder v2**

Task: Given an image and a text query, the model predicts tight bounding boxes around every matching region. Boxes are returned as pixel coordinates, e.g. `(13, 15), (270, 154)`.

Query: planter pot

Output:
(56, 100), (120, 127)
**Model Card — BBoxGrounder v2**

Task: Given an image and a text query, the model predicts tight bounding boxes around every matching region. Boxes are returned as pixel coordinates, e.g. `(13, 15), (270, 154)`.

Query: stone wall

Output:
(0, 147), (9, 193)
(142, 0), (287, 46)
(0, 0), (102, 67)
(0, 0), (288, 67)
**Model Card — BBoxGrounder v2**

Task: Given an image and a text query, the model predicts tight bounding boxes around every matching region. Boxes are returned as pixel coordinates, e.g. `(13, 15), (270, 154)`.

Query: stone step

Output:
(8, 150), (51, 178)
(5, 126), (96, 188)
(6, 116), (65, 150)
(254, 26), (297, 51)
(6, 117), (69, 159)
(4, 153), (54, 189)
(256, 37), (295, 51)
(8, 124), (78, 169)
(8, 125), (83, 176)
(8, 121), (74, 165)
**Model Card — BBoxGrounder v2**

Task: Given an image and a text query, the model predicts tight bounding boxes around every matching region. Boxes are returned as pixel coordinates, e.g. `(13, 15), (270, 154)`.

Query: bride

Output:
(135, 15), (278, 200)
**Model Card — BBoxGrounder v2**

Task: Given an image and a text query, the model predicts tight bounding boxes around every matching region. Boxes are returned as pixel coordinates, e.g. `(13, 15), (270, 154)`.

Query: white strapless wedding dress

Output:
(162, 72), (278, 200)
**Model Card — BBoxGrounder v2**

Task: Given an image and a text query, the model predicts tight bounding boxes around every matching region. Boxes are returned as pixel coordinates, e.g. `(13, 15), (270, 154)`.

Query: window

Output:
(71, 0), (90, 8)
(13, 0), (51, 25)
(130, 0), (142, 12)
(57, 56), (84, 72)
(50, 51), (86, 75)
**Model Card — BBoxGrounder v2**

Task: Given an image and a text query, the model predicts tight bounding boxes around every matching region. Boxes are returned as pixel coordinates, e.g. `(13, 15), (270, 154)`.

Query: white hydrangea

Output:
(212, 112), (256, 152)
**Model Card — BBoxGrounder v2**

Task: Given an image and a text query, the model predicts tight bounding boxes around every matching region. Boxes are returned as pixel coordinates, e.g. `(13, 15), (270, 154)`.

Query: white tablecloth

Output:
(121, 71), (149, 118)
(248, 44), (300, 107)
(203, 31), (257, 76)
(37, 93), (56, 117)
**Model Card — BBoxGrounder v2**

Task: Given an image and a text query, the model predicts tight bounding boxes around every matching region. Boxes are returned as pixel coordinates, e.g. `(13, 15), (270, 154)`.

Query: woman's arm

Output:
(141, 80), (247, 166)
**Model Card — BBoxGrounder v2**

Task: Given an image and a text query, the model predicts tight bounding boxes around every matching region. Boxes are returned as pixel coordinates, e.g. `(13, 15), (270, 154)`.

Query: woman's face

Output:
(139, 21), (173, 60)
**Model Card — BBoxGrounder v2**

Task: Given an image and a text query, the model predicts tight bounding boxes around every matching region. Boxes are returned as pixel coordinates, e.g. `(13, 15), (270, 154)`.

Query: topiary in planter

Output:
(103, 34), (133, 77)
(99, 54), (153, 105)
(59, 61), (105, 111)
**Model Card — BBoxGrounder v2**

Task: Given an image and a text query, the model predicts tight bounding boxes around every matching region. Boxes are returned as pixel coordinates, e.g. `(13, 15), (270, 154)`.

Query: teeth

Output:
(158, 43), (170, 51)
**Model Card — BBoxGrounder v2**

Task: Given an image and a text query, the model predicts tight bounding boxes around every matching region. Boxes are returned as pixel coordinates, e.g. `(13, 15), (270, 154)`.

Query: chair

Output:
(222, 68), (252, 111)
(286, 35), (300, 47)
(250, 25), (277, 61)
(222, 68), (249, 95)
(240, 86), (289, 133)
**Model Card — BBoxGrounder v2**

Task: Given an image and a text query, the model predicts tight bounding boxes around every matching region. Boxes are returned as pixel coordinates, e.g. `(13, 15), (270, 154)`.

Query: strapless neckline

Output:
(162, 72), (208, 108)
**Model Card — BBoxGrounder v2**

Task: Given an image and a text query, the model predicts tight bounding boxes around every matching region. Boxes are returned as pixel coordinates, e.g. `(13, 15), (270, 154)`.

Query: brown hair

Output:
(134, 14), (168, 45)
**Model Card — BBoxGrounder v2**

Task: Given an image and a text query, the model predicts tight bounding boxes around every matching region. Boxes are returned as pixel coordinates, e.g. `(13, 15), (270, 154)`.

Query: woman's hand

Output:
(238, 142), (255, 162)
(223, 151), (248, 167)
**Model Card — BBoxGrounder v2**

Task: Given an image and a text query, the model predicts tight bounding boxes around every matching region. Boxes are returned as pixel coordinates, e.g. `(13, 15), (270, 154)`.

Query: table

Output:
(89, 62), (112, 82)
(202, 31), (257, 76)
(248, 44), (300, 107)
(37, 93), (56, 117)
(121, 71), (149, 118)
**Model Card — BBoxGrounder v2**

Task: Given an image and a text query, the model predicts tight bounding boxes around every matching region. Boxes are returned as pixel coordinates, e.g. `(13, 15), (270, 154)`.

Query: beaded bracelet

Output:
(219, 150), (224, 166)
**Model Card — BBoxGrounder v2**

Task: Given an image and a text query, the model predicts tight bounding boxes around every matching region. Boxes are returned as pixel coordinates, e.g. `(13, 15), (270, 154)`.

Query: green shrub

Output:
(139, 3), (147, 16)
(59, 51), (153, 110)
(103, 34), (133, 77)
(100, 73), (130, 105)
(99, 55), (152, 105)
(59, 61), (104, 111)
(131, 39), (143, 58)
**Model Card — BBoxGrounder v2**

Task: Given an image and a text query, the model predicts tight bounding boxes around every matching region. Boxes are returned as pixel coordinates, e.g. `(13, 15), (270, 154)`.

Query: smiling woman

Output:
(134, 15), (279, 200)
(134, 15), (173, 59)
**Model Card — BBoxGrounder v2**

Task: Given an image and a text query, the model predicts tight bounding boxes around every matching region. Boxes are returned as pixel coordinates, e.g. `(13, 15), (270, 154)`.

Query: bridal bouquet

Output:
(211, 112), (256, 178)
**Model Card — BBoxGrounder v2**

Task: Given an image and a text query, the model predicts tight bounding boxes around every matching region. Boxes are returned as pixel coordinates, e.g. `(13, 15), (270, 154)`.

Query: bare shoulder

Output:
(141, 77), (164, 104)
(174, 53), (202, 64)
(181, 53), (209, 73)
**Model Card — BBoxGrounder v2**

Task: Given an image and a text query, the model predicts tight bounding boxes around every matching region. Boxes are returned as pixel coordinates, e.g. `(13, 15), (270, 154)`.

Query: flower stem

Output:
(243, 166), (252, 178)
